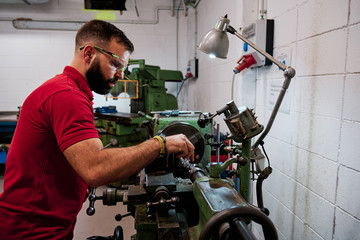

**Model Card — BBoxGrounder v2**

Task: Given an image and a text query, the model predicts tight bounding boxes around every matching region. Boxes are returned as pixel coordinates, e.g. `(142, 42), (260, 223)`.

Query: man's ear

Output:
(82, 45), (94, 63)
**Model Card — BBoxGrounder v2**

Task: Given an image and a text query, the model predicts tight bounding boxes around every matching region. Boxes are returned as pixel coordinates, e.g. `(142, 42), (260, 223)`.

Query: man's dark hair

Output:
(76, 20), (134, 53)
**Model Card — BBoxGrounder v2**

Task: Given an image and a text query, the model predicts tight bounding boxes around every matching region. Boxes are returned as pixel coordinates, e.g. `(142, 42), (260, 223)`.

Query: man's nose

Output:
(114, 69), (124, 80)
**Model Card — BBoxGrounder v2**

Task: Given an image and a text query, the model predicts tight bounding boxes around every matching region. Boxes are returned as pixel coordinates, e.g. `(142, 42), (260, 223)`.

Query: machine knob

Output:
(137, 111), (146, 117)
(115, 212), (131, 222)
(86, 207), (95, 216)
(146, 196), (179, 207)
(146, 196), (179, 219)
(238, 156), (248, 166)
(197, 117), (208, 128)
(86, 188), (103, 216)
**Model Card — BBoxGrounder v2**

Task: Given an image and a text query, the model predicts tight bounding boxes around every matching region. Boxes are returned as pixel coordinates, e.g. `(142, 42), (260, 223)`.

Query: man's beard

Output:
(86, 58), (116, 95)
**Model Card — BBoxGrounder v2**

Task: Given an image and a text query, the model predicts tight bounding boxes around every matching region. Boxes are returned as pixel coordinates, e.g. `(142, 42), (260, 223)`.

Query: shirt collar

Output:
(63, 66), (94, 101)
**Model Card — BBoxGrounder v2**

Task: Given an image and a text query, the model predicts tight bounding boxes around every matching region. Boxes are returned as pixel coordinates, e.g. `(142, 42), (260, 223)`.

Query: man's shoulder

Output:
(39, 72), (85, 97)
(42, 73), (77, 91)
(26, 73), (86, 109)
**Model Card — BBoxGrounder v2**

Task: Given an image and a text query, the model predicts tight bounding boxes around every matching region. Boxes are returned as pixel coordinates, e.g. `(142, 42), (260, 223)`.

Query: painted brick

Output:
(347, 25), (360, 73)
(259, 190), (298, 239)
(350, 0), (360, 24)
(296, 29), (347, 76)
(339, 120), (360, 171)
(292, 148), (337, 203)
(292, 112), (340, 161)
(255, 77), (267, 109)
(334, 208), (360, 240)
(293, 183), (335, 239)
(298, 0), (348, 39)
(273, 9), (297, 47)
(264, 168), (334, 239)
(292, 75), (344, 118)
(267, 0), (302, 19)
(337, 166), (360, 218)
(267, 139), (337, 202)
(238, 69), (257, 107)
(266, 110), (297, 144)
(266, 138), (295, 176)
(259, 189), (324, 240)
(263, 169), (298, 214)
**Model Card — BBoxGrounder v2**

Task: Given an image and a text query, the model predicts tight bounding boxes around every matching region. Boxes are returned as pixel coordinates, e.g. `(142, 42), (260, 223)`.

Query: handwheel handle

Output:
(199, 206), (278, 240)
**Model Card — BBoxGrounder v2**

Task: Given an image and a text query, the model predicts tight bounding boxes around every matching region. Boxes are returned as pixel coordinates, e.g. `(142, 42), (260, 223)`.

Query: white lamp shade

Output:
(197, 15), (230, 59)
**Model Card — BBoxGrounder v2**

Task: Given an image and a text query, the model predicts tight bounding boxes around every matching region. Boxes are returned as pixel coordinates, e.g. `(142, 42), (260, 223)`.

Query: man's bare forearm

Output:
(90, 138), (160, 186)
(64, 138), (160, 187)
(64, 134), (194, 188)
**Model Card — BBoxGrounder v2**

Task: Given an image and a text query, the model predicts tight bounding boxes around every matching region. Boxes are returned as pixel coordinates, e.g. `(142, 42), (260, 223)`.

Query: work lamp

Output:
(197, 14), (296, 149)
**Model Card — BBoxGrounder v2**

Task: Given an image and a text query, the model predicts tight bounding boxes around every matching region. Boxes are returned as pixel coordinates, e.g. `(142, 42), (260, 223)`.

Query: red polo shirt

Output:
(0, 66), (99, 239)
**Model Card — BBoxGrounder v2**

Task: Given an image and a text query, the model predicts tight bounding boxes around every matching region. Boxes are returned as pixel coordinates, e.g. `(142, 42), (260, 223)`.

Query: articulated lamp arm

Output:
(198, 15), (296, 150)
(225, 25), (296, 150)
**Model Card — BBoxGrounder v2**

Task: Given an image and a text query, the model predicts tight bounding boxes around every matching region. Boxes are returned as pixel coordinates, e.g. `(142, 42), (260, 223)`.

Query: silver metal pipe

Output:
(252, 67), (295, 149)
(226, 26), (296, 150)
(8, 6), (186, 31)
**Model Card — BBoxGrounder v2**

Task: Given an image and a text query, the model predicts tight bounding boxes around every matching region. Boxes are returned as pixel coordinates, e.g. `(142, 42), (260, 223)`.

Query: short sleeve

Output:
(44, 90), (99, 152)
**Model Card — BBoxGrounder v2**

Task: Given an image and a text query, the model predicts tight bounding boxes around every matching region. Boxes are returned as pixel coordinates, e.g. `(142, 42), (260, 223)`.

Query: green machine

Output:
(95, 59), (184, 149)
(88, 60), (280, 240)
(88, 101), (278, 240)
(127, 59), (182, 115)
(107, 59), (183, 115)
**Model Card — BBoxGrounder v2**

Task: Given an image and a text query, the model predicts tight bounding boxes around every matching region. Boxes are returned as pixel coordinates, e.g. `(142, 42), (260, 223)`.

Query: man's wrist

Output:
(159, 134), (166, 153)
(153, 135), (166, 158)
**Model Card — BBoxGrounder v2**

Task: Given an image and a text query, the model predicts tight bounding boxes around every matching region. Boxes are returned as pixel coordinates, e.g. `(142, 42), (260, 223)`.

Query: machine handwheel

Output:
(113, 226), (124, 240)
(199, 206), (278, 240)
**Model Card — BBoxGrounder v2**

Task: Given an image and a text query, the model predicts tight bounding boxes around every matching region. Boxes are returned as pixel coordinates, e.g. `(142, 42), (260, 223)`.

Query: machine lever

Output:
(86, 188), (103, 216)
(209, 155), (248, 178)
(146, 196), (179, 219)
(87, 225), (124, 240)
(198, 112), (217, 128)
(115, 212), (132, 222)
(146, 196), (179, 208)
(103, 138), (118, 149)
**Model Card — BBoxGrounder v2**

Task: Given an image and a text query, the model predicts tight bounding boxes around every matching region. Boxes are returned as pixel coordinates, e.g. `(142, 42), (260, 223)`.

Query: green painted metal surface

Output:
(127, 59), (183, 115)
(156, 115), (211, 169)
(239, 138), (251, 202)
(134, 205), (157, 240)
(94, 112), (148, 148)
(191, 176), (248, 239)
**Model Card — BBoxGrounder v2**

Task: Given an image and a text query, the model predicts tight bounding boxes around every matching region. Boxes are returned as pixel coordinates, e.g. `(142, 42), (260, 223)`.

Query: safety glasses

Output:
(79, 45), (127, 72)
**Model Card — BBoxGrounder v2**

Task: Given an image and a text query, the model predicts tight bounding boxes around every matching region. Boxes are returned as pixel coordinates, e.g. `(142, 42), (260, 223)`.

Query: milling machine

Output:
(87, 100), (278, 240)
(94, 59), (184, 150)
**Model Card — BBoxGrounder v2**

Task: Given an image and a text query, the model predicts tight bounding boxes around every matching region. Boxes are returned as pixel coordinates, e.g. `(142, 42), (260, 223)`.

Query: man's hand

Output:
(165, 134), (195, 162)
(64, 134), (195, 188)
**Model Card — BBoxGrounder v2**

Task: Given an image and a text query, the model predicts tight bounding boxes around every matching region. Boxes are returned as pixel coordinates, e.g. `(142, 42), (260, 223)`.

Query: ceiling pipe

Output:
(6, 5), (186, 31)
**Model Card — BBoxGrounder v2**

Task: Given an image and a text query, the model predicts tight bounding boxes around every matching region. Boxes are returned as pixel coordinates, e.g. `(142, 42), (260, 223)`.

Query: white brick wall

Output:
(190, 0), (360, 239)
(347, 25), (360, 73)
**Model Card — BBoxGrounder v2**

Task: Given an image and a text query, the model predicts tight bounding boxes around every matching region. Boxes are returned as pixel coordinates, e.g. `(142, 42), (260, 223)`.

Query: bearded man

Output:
(0, 20), (194, 239)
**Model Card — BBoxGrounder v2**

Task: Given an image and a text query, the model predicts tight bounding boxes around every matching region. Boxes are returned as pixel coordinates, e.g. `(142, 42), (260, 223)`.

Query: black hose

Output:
(256, 176), (265, 209)
(256, 167), (272, 213)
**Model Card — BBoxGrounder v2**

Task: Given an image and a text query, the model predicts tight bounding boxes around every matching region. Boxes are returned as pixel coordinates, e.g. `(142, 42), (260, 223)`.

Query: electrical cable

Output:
(134, 0), (139, 17)
(231, 72), (236, 100)
(259, 141), (270, 167)
(255, 140), (272, 214)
